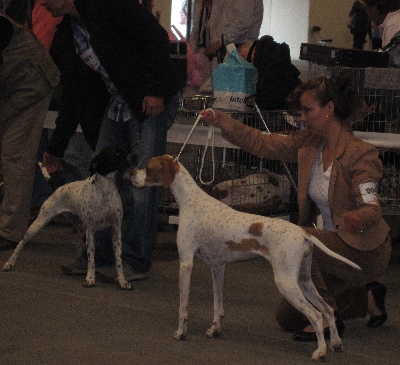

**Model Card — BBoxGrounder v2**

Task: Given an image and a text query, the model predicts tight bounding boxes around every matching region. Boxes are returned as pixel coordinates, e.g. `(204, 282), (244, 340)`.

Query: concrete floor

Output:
(0, 221), (399, 365)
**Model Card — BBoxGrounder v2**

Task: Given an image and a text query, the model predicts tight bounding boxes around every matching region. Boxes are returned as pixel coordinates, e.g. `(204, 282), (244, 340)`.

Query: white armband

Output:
(360, 182), (379, 205)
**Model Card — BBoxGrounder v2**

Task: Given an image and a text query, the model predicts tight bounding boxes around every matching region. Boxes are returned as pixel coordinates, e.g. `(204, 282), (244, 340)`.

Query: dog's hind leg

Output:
(274, 271), (327, 362)
(2, 204), (61, 271)
(111, 224), (132, 290)
(72, 222), (86, 258)
(173, 255), (194, 341)
(206, 264), (226, 338)
(298, 255), (342, 352)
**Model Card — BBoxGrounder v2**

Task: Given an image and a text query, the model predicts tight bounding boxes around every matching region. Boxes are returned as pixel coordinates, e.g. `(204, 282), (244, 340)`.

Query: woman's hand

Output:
(200, 109), (218, 126)
(200, 109), (235, 134)
(343, 211), (362, 234)
(204, 40), (222, 60)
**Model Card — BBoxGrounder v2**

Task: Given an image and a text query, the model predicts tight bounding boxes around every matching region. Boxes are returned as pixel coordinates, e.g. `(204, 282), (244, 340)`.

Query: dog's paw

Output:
(330, 341), (343, 352)
(2, 262), (15, 272)
(82, 280), (96, 288)
(118, 281), (133, 290)
(172, 331), (186, 341)
(206, 326), (222, 338)
(311, 346), (327, 362)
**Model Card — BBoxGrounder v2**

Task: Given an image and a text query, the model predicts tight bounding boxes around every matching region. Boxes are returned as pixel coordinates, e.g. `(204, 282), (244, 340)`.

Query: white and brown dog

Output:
(3, 147), (133, 290)
(131, 155), (361, 362)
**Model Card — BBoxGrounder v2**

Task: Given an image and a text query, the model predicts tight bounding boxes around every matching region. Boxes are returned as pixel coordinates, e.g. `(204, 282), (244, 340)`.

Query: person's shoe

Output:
(0, 236), (17, 251)
(98, 265), (150, 283)
(292, 316), (345, 342)
(366, 281), (388, 328)
(61, 257), (104, 276)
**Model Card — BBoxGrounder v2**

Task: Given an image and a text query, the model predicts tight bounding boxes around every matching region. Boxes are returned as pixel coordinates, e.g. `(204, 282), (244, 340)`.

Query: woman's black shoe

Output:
(366, 281), (388, 328)
(292, 316), (345, 342)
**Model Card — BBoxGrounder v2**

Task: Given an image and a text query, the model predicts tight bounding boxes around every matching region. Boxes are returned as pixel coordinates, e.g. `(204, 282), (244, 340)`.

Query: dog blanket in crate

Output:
(211, 172), (291, 215)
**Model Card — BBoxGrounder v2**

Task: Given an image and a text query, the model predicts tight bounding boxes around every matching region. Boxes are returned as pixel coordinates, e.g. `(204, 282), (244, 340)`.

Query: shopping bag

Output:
(212, 44), (258, 111)
(187, 45), (212, 90)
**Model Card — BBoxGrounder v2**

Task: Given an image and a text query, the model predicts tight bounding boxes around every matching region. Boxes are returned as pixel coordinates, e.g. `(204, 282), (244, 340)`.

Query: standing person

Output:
(4, 0), (75, 214)
(200, 73), (391, 340)
(347, 0), (371, 49)
(364, 0), (400, 66)
(188, 0), (263, 65)
(364, 0), (400, 48)
(41, 0), (181, 281)
(0, 14), (60, 249)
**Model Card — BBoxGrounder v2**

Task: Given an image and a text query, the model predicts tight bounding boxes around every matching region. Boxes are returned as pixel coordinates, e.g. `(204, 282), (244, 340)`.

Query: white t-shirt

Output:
(308, 144), (335, 231)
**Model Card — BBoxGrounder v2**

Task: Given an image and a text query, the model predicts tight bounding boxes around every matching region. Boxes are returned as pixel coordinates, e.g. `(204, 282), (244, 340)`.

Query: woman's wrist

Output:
(215, 111), (234, 134)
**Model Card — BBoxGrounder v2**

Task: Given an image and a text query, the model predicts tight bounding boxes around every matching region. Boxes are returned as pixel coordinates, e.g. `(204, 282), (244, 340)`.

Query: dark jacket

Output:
(47, 0), (181, 158)
(0, 15), (60, 108)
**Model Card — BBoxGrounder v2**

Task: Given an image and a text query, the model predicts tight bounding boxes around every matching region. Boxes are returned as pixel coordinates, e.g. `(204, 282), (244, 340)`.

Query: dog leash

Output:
(245, 96), (304, 211)
(174, 108), (216, 185)
(198, 119), (215, 185)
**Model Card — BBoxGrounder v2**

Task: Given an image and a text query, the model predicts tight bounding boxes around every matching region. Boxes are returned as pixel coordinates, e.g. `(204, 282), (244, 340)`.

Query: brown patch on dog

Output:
(226, 238), (269, 255)
(248, 222), (263, 237)
(145, 158), (164, 184)
(146, 155), (179, 188)
(160, 156), (180, 188)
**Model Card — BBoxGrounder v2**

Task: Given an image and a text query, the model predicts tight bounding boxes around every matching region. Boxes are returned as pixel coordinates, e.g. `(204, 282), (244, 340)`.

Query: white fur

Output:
(132, 155), (361, 362)
(3, 173), (132, 290)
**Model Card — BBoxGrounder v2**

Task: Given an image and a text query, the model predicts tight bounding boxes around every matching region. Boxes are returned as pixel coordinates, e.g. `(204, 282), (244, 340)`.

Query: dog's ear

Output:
(160, 156), (179, 188)
(90, 147), (130, 176)
(89, 151), (111, 176)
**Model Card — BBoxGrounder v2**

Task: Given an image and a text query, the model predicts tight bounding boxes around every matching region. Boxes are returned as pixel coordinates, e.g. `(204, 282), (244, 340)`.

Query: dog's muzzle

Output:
(131, 169), (146, 188)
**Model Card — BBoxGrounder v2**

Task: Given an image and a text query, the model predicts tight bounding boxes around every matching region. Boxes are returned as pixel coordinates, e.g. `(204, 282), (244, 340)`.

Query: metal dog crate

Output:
(308, 63), (400, 133)
(379, 148), (400, 215)
(161, 109), (300, 221)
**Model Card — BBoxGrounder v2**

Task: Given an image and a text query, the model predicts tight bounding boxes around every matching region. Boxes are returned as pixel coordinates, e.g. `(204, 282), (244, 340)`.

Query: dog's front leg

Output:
(206, 264), (226, 338)
(111, 225), (132, 290)
(83, 230), (96, 288)
(173, 257), (194, 341)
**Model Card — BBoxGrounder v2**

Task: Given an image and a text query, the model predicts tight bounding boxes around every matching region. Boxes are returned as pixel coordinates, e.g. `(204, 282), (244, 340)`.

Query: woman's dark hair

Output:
(287, 72), (363, 123)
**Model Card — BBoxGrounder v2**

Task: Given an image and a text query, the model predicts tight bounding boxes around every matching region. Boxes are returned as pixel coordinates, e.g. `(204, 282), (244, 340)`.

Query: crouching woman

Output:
(200, 73), (391, 340)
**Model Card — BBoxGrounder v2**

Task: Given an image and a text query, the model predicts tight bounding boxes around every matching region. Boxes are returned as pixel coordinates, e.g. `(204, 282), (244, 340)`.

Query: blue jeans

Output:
(93, 94), (179, 272)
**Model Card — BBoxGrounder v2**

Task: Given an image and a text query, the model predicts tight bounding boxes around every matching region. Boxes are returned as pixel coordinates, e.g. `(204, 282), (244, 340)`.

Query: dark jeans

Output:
(90, 94), (180, 273)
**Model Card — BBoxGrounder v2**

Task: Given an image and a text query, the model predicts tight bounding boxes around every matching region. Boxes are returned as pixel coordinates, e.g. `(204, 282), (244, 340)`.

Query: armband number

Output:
(359, 182), (378, 205)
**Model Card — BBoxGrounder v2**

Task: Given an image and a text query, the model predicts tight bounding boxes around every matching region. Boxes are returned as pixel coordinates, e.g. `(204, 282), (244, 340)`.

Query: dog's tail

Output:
(305, 233), (362, 271)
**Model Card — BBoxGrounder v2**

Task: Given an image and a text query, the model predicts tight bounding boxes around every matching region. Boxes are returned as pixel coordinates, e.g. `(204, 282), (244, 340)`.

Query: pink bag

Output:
(168, 25), (211, 90)
(186, 46), (212, 90)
